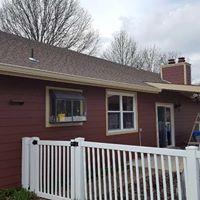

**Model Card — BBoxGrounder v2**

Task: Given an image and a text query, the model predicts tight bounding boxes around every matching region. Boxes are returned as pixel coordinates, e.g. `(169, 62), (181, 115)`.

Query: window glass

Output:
(49, 89), (86, 124)
(50, 96), (56, 116)
(56, 100), (68, 122)
(65, 100), (72, 117)
(123, 96), (133, 111)
(107, 92), (136, 132)
(50, 94), (55, 122)
(108, 95), (120, 111)
(73, 100), (82, 116)
(108, 113), (120, 130)
(56, 100), (66, 114)
(123, 113), (134, 129)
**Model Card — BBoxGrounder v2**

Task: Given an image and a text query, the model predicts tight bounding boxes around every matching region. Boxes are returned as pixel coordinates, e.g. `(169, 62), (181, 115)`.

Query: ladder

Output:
(188, 113), (200, 145)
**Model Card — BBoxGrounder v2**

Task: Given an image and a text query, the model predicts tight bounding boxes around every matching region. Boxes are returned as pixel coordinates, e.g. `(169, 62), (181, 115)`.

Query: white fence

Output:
(22, 137), (200, 200)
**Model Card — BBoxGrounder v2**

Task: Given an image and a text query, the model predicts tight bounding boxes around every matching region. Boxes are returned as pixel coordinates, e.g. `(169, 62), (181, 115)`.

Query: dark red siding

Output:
(0, 75), (199, 188)
(0, 75), (140, 188)
(137, 92), (199, 147)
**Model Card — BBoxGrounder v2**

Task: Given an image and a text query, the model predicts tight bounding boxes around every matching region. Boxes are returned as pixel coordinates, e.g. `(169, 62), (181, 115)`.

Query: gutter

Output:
(0, 62), (161, 93)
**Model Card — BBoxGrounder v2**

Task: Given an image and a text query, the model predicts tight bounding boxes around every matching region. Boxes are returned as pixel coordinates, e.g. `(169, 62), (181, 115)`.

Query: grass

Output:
(0, 188), (38, 200)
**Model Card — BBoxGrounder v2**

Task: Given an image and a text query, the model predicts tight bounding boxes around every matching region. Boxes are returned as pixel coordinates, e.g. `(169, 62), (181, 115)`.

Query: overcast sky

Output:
(0, 0), (199, 82)
(80, 0), (200, 83)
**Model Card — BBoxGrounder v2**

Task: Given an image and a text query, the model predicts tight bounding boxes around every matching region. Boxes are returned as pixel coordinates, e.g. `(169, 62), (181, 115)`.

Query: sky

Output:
(0, 0), (199, 82)
(80, 0), (200, 83)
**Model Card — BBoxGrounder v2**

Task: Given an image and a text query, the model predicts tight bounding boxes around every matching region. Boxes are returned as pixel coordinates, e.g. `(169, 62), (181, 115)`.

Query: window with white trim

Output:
(107, 91), (137, 133)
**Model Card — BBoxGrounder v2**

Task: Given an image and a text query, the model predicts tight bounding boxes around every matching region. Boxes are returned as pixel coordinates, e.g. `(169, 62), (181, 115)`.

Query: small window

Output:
(49, 89), (86, 124)
(107, 91), (137, 134)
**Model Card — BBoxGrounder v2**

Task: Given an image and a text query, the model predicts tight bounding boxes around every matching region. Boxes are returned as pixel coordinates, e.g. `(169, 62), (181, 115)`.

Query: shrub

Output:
(0, 188), (38, 200)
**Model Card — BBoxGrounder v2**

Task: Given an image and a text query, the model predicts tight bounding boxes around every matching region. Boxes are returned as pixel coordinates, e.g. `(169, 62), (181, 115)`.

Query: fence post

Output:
(74, 137), (85, 200)
(70, 139), (76, 199)
(21, 137), (31, 189)
(185, 146), (200, 200)
(29, 137), (40, 193)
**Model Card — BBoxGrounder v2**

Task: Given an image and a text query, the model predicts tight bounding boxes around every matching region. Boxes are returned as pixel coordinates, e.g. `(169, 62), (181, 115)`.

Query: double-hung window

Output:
(107, 91), (137, 134)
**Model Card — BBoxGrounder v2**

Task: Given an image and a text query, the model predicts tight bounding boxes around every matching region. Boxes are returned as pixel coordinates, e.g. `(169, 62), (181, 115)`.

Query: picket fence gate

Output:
(22, 137), (200, 200)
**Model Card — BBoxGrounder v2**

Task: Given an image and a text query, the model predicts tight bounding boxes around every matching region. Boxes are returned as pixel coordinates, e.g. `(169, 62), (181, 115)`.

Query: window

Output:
(107, 91), (137, 133)
(48, 88), (86, 124)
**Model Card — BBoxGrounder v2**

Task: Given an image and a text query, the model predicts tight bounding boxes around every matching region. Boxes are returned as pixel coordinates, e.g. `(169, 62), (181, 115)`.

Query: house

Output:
(0, 30), (200, 188)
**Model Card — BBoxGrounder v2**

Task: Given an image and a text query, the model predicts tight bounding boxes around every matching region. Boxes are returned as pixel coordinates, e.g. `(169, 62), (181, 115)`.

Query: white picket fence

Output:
(22, 137), (200, 200)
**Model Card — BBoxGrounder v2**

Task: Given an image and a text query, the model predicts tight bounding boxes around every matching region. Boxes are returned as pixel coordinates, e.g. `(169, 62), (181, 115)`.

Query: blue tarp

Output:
(193, 131), (200, 136)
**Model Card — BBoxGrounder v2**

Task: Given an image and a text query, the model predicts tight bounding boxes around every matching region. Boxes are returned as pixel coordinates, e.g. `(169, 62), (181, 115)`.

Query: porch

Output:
(149, 83), (200, 149)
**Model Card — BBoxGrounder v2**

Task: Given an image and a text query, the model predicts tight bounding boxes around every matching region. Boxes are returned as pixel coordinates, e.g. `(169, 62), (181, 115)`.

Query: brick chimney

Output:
(161, 57), (191, 85)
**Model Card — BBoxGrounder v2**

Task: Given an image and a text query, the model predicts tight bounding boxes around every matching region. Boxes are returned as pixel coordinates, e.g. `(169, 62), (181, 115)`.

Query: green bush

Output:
(0, 188), (38, 200)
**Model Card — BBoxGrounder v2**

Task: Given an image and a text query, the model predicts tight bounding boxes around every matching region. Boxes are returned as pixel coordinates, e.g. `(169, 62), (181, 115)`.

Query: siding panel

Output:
(0, 75), (199, 188)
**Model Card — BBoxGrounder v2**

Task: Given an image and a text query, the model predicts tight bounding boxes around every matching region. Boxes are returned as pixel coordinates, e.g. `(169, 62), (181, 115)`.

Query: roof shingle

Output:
(0, 31), (164, 87)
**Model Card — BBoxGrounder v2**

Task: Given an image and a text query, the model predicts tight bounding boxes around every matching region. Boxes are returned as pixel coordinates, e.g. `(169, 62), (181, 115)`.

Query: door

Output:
(156, 103), (175, 147)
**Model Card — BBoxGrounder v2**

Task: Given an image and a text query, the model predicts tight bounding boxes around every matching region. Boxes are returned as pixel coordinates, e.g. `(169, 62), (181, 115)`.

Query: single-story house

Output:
(0, 31), (200, 188)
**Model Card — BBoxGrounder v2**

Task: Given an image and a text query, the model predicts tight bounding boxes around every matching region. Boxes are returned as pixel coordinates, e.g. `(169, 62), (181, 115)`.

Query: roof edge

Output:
(0, 62), (161, 93)
(146, 82), (200, 93)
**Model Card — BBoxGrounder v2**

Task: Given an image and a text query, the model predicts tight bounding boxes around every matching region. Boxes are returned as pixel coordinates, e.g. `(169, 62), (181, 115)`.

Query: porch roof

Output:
(146, 82), (200, 93)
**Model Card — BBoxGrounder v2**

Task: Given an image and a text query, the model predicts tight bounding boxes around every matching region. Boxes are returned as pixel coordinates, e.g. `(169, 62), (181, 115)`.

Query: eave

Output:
(0, 62), (161, 93)
(146, 82), (200, 93)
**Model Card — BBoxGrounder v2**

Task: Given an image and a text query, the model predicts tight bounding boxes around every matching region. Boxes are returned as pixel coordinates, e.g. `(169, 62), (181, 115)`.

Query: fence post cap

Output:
(74, 137), (85, 142)
(30, 137), (40, 144)
(31, 137), (40, 139)
(31, 137), (40, 141)
(22, 137), (31, 140)
(186, 146), (198, 150)
(22, 137), (32, 144)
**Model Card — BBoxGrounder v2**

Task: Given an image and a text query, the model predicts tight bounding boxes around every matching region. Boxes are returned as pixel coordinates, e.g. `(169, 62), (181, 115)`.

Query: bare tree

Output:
(0, 0), (99, 55)
(102, 31), (137, 66)
(102, 30), (178, 72)
(136, 46), (179, 72)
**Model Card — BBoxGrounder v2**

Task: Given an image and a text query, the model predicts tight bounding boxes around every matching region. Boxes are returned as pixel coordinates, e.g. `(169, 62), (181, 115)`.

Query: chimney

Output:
(161, 57), (191, 85)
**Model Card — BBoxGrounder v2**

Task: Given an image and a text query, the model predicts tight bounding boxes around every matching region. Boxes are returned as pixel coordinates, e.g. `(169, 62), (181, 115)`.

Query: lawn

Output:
(0, 188), (39, 200)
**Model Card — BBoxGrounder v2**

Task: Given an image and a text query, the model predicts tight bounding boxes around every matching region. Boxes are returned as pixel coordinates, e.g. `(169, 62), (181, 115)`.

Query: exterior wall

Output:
(162, 65), (185, 84)
(0, 75), (199, 188)
(137, 91), (199, 147)
(0, 75), (140, 188)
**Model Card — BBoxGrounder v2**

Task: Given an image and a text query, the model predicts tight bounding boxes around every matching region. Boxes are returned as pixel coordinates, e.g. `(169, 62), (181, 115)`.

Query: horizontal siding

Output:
(0, 75), (108, 188)
(0, 150), (21, 162)
(0, 167), (21, 178)
(0, 75), (199, 188)
(0, 175), (21, 188)
(0, 142), (20, 152)
(0, 159), (21, 169)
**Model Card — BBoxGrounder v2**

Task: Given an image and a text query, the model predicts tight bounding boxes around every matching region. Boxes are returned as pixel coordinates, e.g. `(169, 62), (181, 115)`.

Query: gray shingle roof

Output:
(0, 31), (164, 86)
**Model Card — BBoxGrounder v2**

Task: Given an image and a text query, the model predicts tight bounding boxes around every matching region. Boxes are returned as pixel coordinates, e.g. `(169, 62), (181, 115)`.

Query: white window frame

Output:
(106, 90), (138, 135)
(155, 103), (175, 147)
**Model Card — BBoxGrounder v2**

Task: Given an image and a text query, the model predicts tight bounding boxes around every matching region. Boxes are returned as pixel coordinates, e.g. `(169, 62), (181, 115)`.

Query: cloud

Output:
(81, 0), (200, 81)
(119, 1), (200, 82)
(80, 0), (126, 37)
(1, 0), (199, 81)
